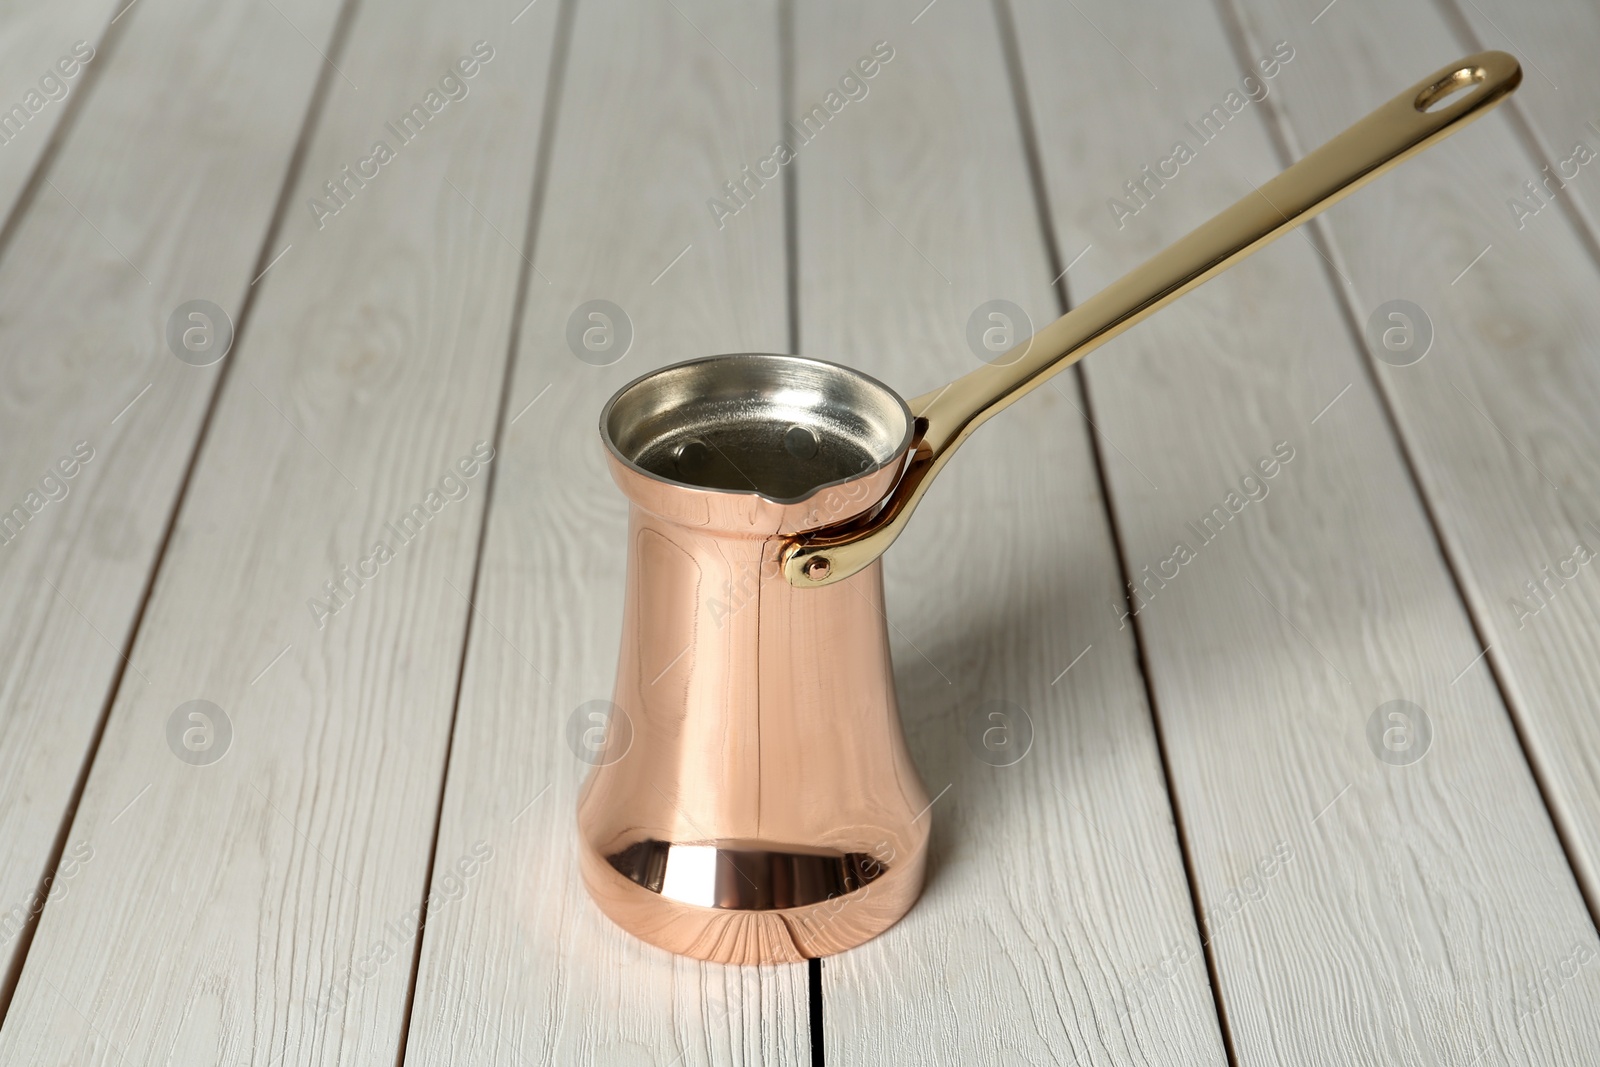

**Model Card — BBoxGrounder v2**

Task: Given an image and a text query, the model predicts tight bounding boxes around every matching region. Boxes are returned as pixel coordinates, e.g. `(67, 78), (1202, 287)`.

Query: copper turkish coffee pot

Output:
(578, 53), (1519, 964)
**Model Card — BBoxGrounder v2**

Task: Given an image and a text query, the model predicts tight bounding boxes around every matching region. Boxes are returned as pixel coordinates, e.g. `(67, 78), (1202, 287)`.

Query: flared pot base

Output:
(578, 836), (927, 964)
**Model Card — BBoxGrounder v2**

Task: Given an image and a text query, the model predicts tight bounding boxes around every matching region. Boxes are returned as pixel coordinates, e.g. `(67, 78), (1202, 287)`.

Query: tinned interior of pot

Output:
(602, 354), (913, 506)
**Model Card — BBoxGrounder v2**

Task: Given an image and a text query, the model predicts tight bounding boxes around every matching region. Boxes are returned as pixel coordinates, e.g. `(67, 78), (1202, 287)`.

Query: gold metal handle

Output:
(781, 50), (1521, 587)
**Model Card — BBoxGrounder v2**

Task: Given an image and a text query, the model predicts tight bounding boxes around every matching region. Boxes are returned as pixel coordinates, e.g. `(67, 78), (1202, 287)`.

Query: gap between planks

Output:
(991, 0), (1243, 1059)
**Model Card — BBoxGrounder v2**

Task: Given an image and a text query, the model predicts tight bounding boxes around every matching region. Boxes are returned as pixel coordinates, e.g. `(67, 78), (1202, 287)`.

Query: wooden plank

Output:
(0, 0), (343, 1016)
(0, 1), (561, 1063)
(1443, 0), (1600, 242)
(1236, 0), (1600, 956)
(398, 3), (811, 1064)
(793, 3), (1227, 1064)
(1253, 0), (1600, 913)
(0, 0), (117, 223)
(1009, 0), (1600, 1061)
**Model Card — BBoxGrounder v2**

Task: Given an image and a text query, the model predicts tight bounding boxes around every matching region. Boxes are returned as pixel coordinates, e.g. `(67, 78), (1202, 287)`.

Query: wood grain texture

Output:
(0, 0), (341, 1014)
(793, 3), (1227, 1064)
(1236, 0), (1600, 968)
(1011, 0), (1600, 1061)
(399, 2), (811, 1065)
(0, 0), (116, 223)
(1247, 0), (1600, 918)
(0, 1), (560, 1063)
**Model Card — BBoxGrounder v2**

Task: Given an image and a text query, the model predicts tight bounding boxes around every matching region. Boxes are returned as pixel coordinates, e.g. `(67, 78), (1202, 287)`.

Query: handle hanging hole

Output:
(1416, 66), (1486, 113)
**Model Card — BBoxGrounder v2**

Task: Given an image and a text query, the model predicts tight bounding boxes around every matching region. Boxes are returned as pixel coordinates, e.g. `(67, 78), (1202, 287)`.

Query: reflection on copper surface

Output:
(607, 840), (890, 911)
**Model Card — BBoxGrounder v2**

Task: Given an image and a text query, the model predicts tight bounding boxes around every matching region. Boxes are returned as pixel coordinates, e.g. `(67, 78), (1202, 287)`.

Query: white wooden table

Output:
(1, 0), (1598, 1062)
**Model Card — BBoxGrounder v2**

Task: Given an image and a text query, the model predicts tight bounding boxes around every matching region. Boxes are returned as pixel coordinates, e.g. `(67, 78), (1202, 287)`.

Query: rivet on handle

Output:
(802, 556), (832, 582)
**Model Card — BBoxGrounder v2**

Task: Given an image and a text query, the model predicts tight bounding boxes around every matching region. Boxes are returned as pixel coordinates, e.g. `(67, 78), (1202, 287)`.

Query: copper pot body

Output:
(577, 448), (930, 964)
